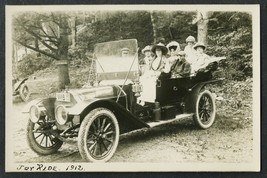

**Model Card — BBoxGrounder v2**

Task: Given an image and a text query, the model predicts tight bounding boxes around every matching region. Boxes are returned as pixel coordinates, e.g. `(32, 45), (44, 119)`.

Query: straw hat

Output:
(142, 45), (152, 54)
(185, 36), (196, 43)
(193, 42), (206, 50)
(151, 43), (168, 55)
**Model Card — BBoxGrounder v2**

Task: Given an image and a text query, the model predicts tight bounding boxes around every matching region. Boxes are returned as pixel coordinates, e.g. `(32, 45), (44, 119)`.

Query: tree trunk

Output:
(70, 16), (77, 48)
(150, 11), (158, 44)
(12, 42), (18, 77)
(57, 16), (70, 90)
(57, 60), (70, 90)
(34, 38), (39, 49)
(197, 11), (212, 45)
(34, 38), (41, 57)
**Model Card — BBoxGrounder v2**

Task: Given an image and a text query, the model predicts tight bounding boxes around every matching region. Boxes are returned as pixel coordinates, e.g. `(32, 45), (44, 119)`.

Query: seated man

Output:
(171, 51), (191, 78)
(121, 47), (130, 57)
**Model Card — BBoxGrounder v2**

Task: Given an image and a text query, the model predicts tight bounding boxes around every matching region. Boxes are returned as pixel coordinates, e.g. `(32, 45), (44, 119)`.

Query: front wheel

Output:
(27, 119), (63, 155)
(19, 84), (30, 102)
(78, 108), (119, 162)
(193, 90), (216, 129)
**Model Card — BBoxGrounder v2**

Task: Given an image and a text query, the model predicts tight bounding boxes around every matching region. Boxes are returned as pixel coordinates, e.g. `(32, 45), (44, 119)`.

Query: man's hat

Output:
(142, 45), (152, 54)
(178, 51), (186, 56)
(185, 36), (196, 43)
(121, 47), (130, 52)
(193, 42), (206, 50)
(151, 43), (168, 55)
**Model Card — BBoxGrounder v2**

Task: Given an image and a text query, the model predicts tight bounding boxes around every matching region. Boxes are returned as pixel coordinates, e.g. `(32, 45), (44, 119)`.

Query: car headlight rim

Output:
(55, 105), (69, 125)
(29, 105), (40, 123)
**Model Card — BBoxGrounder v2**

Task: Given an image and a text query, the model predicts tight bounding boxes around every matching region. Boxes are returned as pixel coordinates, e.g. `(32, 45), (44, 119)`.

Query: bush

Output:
(68, 46), (92, 66)
(17, 53), (53, 77)
(207, 30), (252, 81)
(207, 12), (252, 81)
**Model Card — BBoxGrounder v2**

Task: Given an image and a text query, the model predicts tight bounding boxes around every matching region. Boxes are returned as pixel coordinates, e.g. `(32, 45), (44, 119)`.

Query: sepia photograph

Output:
(5, 5), (260, 172)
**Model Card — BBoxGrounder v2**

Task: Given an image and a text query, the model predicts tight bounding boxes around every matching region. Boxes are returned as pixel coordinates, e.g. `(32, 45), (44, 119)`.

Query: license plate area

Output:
(56, 92), (71, 102)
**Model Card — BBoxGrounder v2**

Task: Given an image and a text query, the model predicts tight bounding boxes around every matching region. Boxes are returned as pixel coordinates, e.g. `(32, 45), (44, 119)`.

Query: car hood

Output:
(70, 85), (120, 101)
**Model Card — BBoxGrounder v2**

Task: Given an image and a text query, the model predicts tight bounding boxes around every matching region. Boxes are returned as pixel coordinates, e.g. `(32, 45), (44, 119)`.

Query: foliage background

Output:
(13, 10), (252, 81)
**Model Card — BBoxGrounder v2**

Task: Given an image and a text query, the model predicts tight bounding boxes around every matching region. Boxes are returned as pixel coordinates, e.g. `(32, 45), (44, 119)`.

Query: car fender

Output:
(14, 78), (28, 91)
(67, 99), (97, 115)
(184, 79), (223, 113)
(76, 99), (150, 134)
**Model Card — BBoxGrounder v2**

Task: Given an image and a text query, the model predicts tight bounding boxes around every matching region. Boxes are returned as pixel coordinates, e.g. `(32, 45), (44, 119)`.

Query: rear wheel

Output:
(193, 90), (216, 129)
(19, 84), (30, 102)
(27, 119), (63, 155)
(78, 108), (119, 162)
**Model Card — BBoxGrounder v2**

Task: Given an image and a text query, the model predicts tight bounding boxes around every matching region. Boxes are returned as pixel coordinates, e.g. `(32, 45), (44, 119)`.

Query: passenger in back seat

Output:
(171, 51), (191, 78)
(137, 43), (170, 105)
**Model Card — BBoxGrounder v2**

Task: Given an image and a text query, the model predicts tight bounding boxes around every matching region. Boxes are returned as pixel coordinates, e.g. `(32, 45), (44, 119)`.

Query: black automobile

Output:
(13, 77), (30, 102)
(23, 39), (223, 162)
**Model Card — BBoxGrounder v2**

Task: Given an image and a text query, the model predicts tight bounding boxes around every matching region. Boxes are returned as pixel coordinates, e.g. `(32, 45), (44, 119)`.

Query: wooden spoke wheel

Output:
(19, 84), (30, 102)
(193, 90), (216, 129)
(27, 118), (63, 155)
(78, 108), (119, 162)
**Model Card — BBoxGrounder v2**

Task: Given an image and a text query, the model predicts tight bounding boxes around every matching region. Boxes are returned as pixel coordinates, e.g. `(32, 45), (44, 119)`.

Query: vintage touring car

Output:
(24, 39), (223, 162)
(13, 77), (30, 102)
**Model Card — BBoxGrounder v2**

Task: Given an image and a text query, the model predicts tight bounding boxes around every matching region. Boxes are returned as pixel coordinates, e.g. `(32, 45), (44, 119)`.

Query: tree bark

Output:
(57, 60), (70, 90)
(12, 42), (18, 77)
(34, 38), (39, 49)
(57, 16), (70, 90)
(197, 11), (212, 45)
(70, 16), (77, 48)
(150, 11), (158, 44)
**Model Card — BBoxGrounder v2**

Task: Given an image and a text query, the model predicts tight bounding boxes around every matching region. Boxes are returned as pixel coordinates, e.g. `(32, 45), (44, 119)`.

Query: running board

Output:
(147, 113), (193, 128)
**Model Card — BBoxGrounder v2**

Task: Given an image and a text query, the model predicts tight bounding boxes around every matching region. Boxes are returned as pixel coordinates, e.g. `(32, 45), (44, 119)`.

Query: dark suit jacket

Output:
(171, 59), (191, 77)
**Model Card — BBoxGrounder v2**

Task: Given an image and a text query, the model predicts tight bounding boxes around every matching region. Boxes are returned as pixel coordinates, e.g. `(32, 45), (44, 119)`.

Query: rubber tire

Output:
(193, 90), (216, 129)
(19, 84), (30, 102)
(78, 108), (120, 162)
(27, 119), (63, 155)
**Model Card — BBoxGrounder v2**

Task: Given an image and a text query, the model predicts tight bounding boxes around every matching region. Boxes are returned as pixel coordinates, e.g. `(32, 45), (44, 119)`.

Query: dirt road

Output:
(11, 99), (253, 163)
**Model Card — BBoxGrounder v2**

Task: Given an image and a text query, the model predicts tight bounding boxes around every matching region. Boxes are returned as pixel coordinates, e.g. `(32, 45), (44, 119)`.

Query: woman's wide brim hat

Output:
(166, 41), (181, 55)
(166, 41), (180, 50)
(193, 42), (206, 50)
(142, 45), (152, 54)
(151, 43), (168, 55)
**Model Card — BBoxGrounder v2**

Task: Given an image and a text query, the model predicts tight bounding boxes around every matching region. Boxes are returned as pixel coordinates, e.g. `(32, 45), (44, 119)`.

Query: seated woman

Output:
(151, 43), (171, 79)
(191, 42), (210, 74)
(166, 41), (180, 67)
(139, 45), (154, 75)
(171, 51), (191, 78)
(184, 35), (197, 64)
(137, 43), (170, 104)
